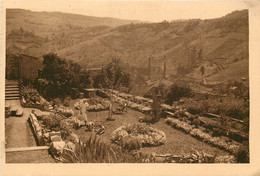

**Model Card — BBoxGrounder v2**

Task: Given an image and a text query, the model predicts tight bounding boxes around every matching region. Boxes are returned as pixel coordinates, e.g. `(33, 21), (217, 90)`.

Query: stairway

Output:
(5, 80), (20, 100)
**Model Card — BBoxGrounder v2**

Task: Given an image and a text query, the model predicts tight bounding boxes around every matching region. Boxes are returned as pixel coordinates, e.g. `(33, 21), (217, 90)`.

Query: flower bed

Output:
(28, 111), (44, 145)
(56, 106), (74, 117)
(111, 123), (166, 150)
(166, 118), (242, 154)
(74, 98), (110, 112)
(21, 86), (52, 111)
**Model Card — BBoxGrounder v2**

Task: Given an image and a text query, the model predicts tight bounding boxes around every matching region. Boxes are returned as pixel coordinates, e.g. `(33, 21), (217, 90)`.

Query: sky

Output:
(2, 0), (253, 22)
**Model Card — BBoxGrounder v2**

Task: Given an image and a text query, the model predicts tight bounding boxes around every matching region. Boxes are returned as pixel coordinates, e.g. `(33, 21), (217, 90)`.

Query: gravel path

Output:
(5, 100), (37, 148)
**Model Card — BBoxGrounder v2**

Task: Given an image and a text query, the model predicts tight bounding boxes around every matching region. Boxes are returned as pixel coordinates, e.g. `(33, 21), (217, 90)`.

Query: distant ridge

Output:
(6, 9), (248, 83)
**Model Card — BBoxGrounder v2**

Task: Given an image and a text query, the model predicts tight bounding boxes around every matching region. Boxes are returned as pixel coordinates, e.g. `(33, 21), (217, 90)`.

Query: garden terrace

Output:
(101, 89), (248, 155)
(67, 98), (230, 160)
(6, 89), (246, 163)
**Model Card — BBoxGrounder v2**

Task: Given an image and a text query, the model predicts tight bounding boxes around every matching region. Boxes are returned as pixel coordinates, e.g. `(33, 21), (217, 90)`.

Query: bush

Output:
(42, 113), (66, 131)
(235, 143), (249, 163)
(93, 58), (131, 91)
(184, 97), (249, 120)
(165, 83), (193, 105)
(41, 53), (91, 99)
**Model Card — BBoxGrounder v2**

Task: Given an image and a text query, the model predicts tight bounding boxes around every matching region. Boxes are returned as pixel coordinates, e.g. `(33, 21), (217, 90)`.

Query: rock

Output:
(30, 113), (37, 122)
(49, 131), (61, 139)
(51, 135), (62, 142)
(10, 105), (18, 116)
(36, 101), (41, 105)
(5, 102), (10, 110)
(21, 96), (26, 105)
(16, 108), (24, 116)
(50, 141), (66, 156)
(44, 132), (50, 139)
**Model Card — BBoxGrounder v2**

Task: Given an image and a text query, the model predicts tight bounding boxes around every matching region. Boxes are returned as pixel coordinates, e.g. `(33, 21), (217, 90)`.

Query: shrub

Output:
(93, 58), (131, 91)
(235, 143), (249, 163)
(184, 97), (249, 120)
(165, 83), (193, 105)
(42, 113), (66, 131)
(41, 53), (91, 99)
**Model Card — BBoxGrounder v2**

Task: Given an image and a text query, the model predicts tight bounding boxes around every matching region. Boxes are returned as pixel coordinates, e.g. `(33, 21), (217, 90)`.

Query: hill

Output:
(55, 10), (248, 76)
(6, 9), (141, 57)
(6, 9), (248, 84)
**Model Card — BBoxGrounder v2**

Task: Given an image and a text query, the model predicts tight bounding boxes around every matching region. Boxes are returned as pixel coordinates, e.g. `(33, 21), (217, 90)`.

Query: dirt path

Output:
(5, 100), (37, 148)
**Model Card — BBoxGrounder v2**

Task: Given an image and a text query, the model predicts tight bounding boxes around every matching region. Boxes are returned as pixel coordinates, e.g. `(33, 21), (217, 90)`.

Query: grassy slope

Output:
(6, 9), (140, 57)
(56, 10), (248, 75)
(6, 9), (140, 35)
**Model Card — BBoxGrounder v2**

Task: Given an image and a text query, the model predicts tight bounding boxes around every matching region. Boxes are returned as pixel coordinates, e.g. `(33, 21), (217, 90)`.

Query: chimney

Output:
(163, 61), (166, 79)
(148, 57), (151, 80)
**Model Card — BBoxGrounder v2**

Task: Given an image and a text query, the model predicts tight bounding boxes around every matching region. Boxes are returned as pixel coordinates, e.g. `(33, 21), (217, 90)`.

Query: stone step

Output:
(5, 93), (20, 97)
(5, 90), (20, 94)
(5, 85), (19, 88)
(5, 87), (20, 90)
(5, 97), (20, 100)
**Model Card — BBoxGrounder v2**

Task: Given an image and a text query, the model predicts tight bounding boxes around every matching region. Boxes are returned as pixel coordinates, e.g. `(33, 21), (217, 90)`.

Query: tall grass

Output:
(61, 135), (145, 163)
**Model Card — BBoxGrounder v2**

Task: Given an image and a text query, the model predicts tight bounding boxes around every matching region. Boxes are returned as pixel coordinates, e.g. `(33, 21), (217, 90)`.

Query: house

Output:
(6, 54), (42, 81)
(6, 54), (20, 80)
(19, 54), (43, 80)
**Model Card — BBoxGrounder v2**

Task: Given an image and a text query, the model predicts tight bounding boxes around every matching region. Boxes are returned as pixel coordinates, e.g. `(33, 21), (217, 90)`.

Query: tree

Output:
(41, 53), (91, 99)
(93, 58), (131, 91)
(165, 83), (193, 105)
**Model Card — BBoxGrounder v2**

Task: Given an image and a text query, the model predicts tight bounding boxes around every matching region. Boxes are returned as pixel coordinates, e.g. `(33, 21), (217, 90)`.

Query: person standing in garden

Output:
(80, 101), (88, 126)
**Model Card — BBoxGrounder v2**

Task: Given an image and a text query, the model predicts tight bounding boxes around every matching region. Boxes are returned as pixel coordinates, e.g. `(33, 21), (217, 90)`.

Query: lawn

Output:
(70, 99), (228, 157)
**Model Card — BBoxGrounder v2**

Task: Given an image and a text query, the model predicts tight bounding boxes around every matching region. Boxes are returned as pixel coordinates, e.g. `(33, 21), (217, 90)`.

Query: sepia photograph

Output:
(1, 0), (260, 175)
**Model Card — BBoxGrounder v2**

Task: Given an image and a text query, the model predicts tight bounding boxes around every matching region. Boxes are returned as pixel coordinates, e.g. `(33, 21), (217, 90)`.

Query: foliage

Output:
(166, 118), (242, 154)
(184, 97), (249, 120)
(183, 19), (200, 32)
(42, 113), (66, 131)
(235, 141), (249, 163)
(40, 53), (91, 99)
(144, 83), (169, 100)
(61, 135), (145, 163)
(93, 58), (131, 91)
(111, 123), (166, 150)
(213, 80), (249, 100)
(165, 83), (193, 105)
(21, 85), (50, 110)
